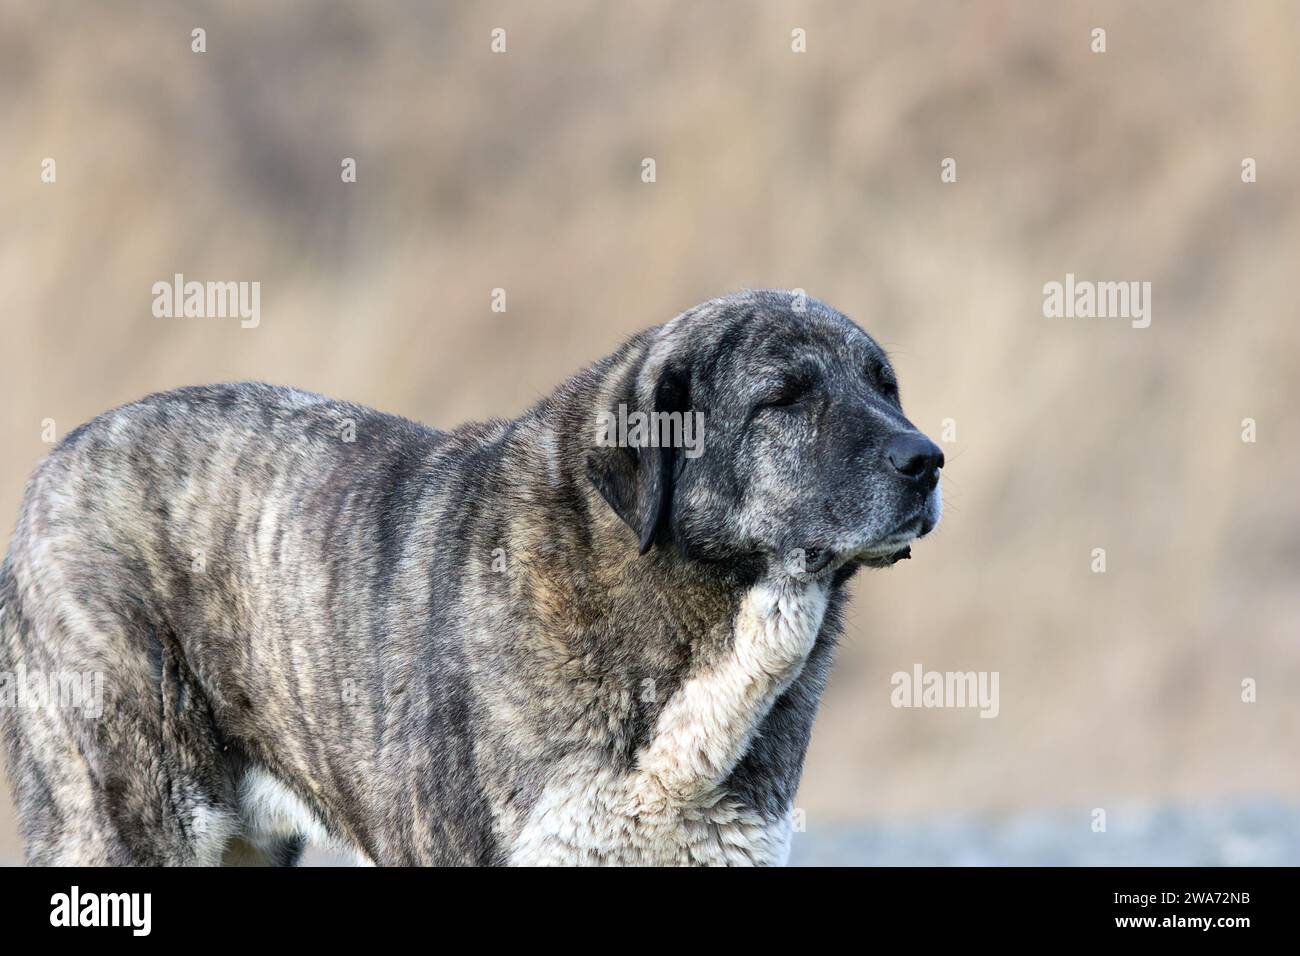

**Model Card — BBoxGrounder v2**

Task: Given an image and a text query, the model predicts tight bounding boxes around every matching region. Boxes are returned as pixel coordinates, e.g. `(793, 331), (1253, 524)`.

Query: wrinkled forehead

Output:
(657, 294), (889, 392)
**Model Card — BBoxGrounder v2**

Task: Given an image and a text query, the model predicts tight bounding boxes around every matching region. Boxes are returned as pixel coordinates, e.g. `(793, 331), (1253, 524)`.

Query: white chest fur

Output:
(509, 575), (829, 866)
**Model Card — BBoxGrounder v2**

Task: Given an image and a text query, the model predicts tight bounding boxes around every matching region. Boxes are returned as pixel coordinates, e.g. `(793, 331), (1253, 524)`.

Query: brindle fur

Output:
(0, 290), (941, 865)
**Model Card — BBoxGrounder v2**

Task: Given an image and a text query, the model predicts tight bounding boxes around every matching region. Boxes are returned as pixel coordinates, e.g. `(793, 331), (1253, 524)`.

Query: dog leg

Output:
(2, 573), (240, 865)
(634, 574), (829, 808)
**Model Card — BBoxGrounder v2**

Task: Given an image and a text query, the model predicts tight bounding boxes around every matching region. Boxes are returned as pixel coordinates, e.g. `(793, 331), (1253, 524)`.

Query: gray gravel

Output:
(789, 799), (1300, 866)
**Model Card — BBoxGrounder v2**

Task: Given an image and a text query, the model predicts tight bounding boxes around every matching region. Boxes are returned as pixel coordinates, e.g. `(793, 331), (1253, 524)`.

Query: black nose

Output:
(885, 432), (944, 485)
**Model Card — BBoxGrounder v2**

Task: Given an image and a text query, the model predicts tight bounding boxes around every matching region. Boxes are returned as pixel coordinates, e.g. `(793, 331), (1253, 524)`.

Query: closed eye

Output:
(759, 391), (801, 409)
(756, 376), (811, 410)
(870, 361), (899, 400)
(748, 372), (817, 424)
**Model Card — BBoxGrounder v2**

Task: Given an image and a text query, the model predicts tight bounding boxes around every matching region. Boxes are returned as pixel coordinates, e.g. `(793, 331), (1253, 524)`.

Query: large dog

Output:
(0, 290), (942, 865)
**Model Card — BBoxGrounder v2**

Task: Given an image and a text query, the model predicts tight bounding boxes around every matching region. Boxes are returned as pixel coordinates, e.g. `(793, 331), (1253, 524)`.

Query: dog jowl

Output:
(0, 289), (942, 866)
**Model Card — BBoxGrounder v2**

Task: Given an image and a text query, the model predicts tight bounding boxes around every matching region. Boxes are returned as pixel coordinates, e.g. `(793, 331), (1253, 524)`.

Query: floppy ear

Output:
(586, 364), (689, 554)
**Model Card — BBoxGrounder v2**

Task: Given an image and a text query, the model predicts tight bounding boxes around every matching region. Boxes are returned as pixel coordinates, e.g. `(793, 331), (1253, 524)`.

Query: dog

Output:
(0, 289), (942, 865)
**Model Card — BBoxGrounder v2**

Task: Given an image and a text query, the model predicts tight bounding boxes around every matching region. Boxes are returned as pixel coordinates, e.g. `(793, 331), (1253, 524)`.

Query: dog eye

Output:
(870, 362), (899, 398)
(756, 379), (808, 411)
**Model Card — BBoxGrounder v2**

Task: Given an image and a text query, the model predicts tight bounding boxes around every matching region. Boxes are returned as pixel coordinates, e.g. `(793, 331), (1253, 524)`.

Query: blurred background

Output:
(2, 0), (1298, 864)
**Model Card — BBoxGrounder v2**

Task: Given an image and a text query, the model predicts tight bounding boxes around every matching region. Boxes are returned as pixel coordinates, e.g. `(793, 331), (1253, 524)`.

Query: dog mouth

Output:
(790, 501), (939, 577)
(852, 541), (913, 568)
(847, 511), (936, 568)
(788, 534), (912, 577)
(859, 544), (912, 568)
(787, 537), (912, 576)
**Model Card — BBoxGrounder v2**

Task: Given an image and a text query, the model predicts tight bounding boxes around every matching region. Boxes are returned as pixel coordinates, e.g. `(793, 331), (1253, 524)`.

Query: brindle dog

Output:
(0, 290), (942, 865)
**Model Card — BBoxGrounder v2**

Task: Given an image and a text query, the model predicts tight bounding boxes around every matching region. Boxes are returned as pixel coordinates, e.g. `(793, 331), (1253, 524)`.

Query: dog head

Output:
(586, 290), (942, 576)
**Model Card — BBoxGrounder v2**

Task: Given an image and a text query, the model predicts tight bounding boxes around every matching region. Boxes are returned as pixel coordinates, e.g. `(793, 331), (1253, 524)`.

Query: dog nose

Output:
(885, 432), (944, 484)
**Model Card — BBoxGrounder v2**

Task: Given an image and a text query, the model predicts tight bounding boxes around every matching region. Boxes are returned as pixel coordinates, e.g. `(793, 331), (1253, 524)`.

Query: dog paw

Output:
(735, 577), (828, 677)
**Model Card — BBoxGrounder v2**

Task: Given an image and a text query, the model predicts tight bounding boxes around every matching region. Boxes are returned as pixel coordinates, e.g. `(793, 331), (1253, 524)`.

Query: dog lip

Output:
(851, 536), (914, 561)
(854, 543), (911, 568)
(852, 517), (924, 558)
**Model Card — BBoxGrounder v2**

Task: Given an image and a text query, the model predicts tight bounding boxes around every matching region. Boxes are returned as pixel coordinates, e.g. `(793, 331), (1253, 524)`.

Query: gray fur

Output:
(0, 290), (941, 865)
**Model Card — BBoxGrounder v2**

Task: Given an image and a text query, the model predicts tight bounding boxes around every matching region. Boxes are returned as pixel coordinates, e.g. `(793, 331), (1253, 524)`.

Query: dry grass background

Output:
(2, 0), (1299, 858)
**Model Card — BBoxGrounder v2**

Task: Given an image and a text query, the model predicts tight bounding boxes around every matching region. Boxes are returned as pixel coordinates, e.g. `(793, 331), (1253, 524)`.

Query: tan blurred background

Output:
(3, 1), (1299, 863)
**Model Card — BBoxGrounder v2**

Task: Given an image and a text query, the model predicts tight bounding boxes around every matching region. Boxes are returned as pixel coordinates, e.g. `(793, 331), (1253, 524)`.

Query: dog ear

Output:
(586, 363), (689, 554)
